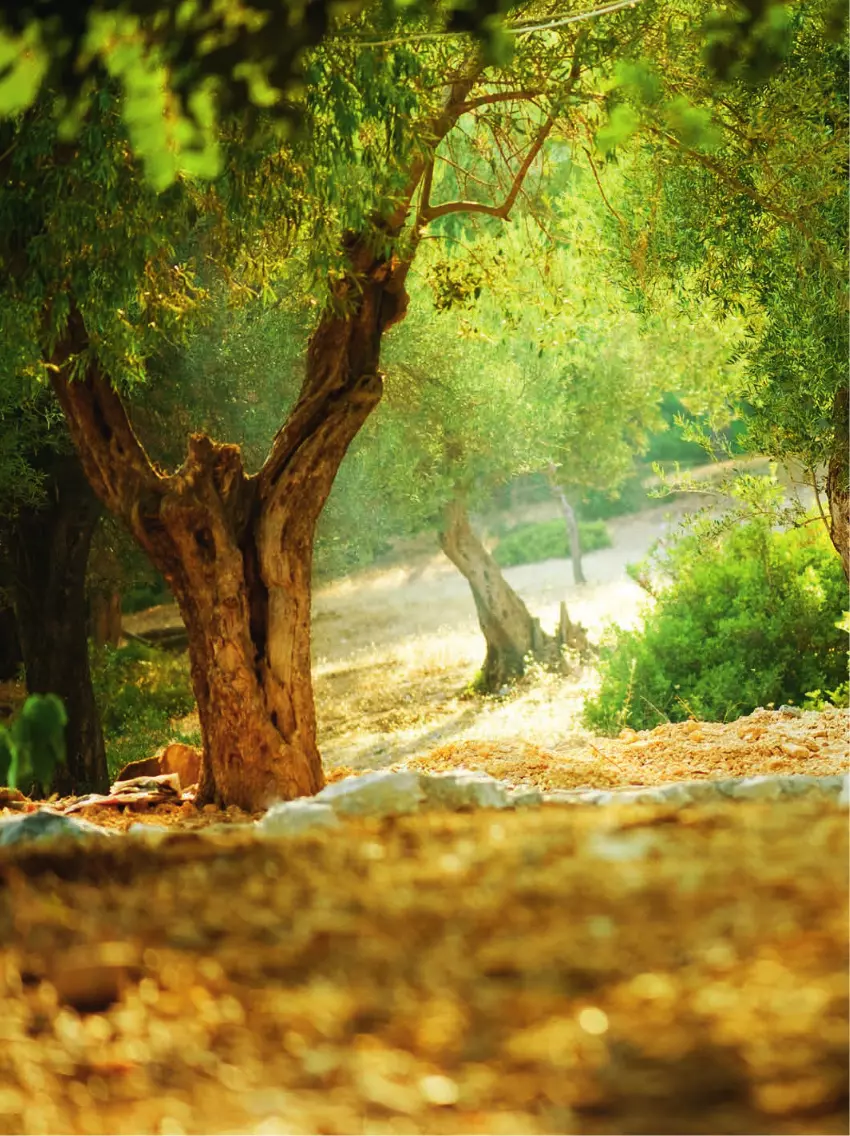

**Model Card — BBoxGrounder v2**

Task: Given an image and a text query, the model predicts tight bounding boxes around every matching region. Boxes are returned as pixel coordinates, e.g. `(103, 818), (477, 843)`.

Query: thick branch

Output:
(420, 114), (555, 223)
(49, 316), (163, 521)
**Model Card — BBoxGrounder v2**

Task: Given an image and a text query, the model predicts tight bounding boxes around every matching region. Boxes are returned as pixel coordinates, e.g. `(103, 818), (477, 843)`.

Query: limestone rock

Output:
(127, 823), (172, 840)
(838, 774), (849, 808)
(0, 809), (112, 847)
(258, 800), (340, 836)
(507, 785), (544, 808)
(419, 771), (511, 811)
(779, 742), (812, 760)
(315, 771), (425, 817)
(724, 776), (785, 801)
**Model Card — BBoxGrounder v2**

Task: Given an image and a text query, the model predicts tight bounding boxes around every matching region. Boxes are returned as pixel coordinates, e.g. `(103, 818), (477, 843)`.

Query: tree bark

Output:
(90, 590), (123, 647)
(0, 605), (22, 682)
(51, 248), (399, 810)
(11, 453), (108, 795)
(825, 385), (849, 580)
(439, 496), (584, 692)
(547, 466), (586, 585)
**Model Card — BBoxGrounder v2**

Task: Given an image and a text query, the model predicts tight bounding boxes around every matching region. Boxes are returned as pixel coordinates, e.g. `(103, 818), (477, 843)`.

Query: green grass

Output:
(493, 518), (612, 568)
(91, 641), (199, 778)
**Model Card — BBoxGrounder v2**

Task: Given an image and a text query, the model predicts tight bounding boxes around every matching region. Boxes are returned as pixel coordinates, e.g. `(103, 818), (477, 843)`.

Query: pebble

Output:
(778, 705), (804, 718)
(779, 742), (812, 760)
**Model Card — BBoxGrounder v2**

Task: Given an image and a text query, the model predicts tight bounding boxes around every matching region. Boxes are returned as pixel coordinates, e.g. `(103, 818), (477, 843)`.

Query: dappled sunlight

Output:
(311, 508), (679, 770)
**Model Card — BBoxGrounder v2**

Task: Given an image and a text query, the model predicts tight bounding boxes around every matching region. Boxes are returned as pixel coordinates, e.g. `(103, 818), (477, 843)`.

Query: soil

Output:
(1, 501), (846, 1134)
(0, 795), (846, 1135)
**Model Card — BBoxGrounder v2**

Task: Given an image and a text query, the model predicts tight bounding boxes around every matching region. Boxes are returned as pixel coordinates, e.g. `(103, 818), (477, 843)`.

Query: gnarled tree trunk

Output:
(826, 385), (849, 580)
(11, 453), (108, 795)
(52, 246), (404, 811)
(439, 495), (587, 692)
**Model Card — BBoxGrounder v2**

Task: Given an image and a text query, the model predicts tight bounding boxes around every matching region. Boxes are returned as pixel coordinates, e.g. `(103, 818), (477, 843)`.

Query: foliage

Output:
(493, 518), (611, 567)
(592, 0), (848, 509)
(0, 694), (66, 791)
(584, 519), (849, 734)
(91, 642), (198, 775)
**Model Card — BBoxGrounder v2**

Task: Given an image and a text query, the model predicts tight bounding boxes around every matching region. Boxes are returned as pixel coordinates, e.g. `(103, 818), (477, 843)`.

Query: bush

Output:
(91, 642), (198, 776)
(493, 519), (612, 568)
(0, 694), (66, 791)
(583, 520), (849, 734)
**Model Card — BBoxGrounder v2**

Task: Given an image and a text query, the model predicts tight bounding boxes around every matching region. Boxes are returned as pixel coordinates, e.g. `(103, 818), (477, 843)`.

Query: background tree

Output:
(588, 0), (849, 572)
(318, 214), (745, 690)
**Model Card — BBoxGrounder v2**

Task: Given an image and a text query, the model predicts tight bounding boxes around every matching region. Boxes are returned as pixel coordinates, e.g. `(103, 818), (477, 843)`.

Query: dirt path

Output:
(311, 502), (689, 771)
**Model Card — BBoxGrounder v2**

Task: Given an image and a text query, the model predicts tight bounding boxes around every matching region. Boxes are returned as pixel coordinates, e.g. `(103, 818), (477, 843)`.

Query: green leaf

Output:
(0, 729), (14, 788)
(596, 105), (639, 157)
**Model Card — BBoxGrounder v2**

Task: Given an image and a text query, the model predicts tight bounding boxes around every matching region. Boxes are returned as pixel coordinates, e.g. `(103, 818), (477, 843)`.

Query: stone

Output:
(725, 776), (785, 801)
(159, 742), (202, 789)
(127, 823), (171, 840)
(838, 775), (849, 808)
(114, 742), (202, 792)
(258, 800), (340, 836)
(779, 742), (812, 760)
(813, 775), (849, 800)
(651, 781), (723, 806)
(543, 790), (603, 805)
(0, 809), (112, 847)
(315, 771), (425, 817)
(419, 771), (511, 811)
(507, 786), (544, 808)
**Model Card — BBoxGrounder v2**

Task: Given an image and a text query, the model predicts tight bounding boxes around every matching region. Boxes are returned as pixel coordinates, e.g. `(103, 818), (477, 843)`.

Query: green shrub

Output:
(493, 519), (612, 568)
(0, 694), (67, 791)
(583, 520), (849, 734)
(91, 642), (198, 776)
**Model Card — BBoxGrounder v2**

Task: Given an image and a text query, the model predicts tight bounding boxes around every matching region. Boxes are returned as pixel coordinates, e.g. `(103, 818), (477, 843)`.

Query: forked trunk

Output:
(826, 386), (849, 580)
(439, 496), (555, 691)
(52, 249), (401, 810)
(11, 454), (108, 795)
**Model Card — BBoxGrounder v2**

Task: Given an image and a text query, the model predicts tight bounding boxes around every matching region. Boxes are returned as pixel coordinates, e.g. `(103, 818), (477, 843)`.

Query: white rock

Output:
(652, 781), (723, 806)
(127, 823), (171, 840)
(315, 771), (425, 817)
(507, 786), (544, 808)
(0, 809), (113, 846)
(258, 800), (340, 835)
(838, 774), (849, 808)
(726, 776), (785, 801)
(419, 771), (510, 811)
(543, 789), (603, 805)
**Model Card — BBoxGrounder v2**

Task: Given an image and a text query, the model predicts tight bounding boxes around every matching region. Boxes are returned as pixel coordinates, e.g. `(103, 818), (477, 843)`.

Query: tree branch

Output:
(420, 114), (555, 223)
(457, 89), (543, 112)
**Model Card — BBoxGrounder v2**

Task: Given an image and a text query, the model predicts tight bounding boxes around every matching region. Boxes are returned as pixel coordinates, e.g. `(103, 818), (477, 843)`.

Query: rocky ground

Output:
(0, 709), (847, 1135)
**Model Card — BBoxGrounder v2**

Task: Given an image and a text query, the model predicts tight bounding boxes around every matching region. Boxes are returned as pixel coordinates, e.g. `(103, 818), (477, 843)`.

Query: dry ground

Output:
(0, 797), (847, 1135)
